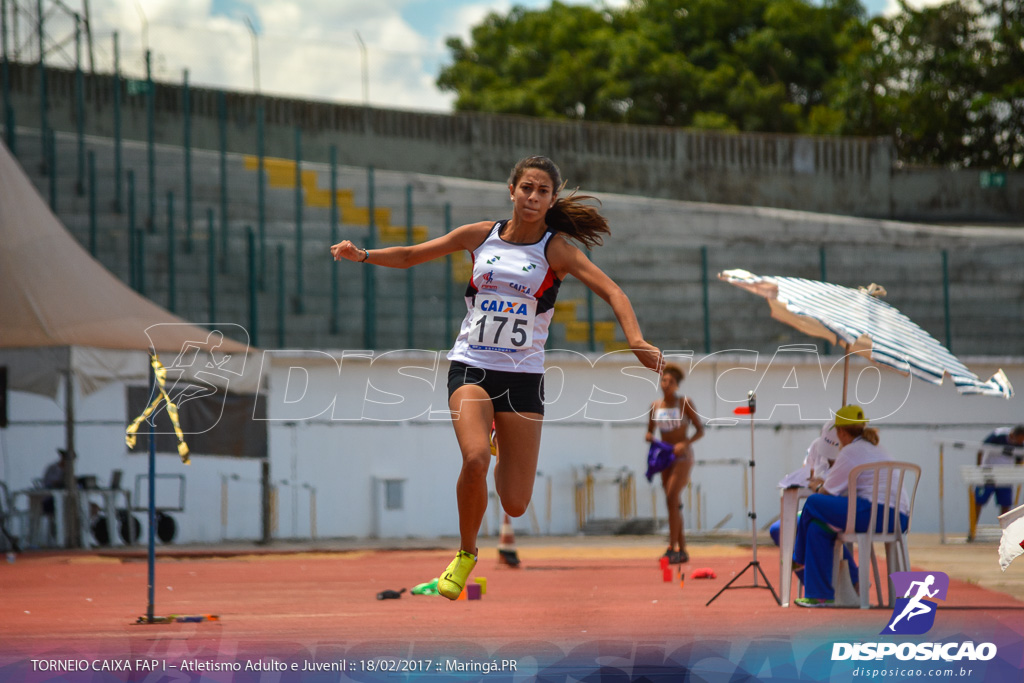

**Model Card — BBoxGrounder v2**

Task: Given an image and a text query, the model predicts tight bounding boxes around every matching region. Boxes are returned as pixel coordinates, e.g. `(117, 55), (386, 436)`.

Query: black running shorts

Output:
(446, 361), (545, 415)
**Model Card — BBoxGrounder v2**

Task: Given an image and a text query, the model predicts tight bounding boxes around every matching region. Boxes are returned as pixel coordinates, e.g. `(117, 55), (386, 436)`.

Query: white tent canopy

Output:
(719, 269), (1012, 399)
(0, 140), (258, 398)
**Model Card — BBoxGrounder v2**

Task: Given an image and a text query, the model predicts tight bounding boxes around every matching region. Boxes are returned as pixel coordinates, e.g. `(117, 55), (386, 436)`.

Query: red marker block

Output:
(663, 567), (672, 582)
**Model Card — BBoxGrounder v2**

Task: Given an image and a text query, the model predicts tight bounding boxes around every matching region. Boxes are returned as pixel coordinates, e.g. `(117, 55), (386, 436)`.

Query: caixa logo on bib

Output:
(882, 571), (949, 635)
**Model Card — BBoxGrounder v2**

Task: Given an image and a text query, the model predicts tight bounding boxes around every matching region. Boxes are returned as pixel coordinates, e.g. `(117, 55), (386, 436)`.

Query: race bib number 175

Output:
(469, 295), (536, 353)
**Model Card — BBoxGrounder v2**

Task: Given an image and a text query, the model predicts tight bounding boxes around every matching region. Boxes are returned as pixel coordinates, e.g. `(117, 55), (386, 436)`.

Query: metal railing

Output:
(5, 124), (1024, 357)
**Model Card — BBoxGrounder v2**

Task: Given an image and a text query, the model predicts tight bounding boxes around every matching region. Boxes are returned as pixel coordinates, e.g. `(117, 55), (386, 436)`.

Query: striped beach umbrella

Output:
(718, 269), (1013, 400)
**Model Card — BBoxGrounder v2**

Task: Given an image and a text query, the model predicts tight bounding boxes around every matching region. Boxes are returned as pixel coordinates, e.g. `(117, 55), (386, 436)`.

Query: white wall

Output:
(3, 349), (1020, 544)
(258, 348), (1022, 539)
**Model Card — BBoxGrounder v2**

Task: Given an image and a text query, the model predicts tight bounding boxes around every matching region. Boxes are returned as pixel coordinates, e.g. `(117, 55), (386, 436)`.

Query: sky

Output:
(50, 0), (950, 113)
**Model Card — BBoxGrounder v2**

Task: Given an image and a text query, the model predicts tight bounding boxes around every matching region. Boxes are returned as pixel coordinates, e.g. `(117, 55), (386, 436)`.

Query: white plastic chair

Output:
(832, 461), (920, 609)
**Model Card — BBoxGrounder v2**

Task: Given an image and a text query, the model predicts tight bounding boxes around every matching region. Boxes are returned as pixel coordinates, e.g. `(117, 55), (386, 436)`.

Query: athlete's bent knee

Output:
(502, 498), (530, 518)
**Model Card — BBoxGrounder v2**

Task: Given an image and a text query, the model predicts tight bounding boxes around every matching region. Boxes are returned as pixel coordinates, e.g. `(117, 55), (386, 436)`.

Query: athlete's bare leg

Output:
(449, 385), (495, 554)
(492, 410), (543, 517)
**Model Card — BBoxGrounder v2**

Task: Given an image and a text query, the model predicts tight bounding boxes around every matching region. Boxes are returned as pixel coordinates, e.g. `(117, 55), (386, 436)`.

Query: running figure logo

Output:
(881, 571), (949, 635)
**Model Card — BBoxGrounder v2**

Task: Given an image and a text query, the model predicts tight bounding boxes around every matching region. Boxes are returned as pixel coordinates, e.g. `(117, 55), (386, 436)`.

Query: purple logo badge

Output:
(881, 571), (949, 635)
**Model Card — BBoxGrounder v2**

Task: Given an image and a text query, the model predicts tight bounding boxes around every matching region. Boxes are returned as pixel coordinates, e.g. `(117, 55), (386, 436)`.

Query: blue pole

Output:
(146, 350), (157, 623)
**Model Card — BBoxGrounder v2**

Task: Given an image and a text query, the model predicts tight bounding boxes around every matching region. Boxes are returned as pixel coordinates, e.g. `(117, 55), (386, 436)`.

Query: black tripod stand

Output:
(707, 391), (780, 606)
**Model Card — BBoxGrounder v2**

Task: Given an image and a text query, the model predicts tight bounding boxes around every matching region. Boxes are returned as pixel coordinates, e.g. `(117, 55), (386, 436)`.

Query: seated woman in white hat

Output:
(792, 405), (910, 608)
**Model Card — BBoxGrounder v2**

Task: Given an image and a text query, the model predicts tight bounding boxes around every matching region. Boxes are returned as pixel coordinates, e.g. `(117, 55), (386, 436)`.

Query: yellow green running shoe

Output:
(437, 549), (477, 600)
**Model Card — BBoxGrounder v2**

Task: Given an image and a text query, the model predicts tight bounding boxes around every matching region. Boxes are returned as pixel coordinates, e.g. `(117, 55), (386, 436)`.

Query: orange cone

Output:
(497, 514), (521, 567)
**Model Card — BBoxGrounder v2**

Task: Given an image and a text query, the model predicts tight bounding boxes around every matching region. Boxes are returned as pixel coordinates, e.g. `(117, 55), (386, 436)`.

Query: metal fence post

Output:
(586, 249), (596, 352)
(293, 126), (303, 311)
(444, 202), (453, 344)
(167, 191), (176, 313)
(1, 0), (14, 155)
(329, 145), (339, 335)
(47, 127), (56, 210)
(74, 14), (84, 196)
(37, 0), (47, 174)
(183, 69), (193, 253)
(248, 226), (259, 348)
(256, 102), (265, 286)
(820, 246), (830, 354)
(145, 50), (154, 231)
(277, 244), (286, 348)
(128, 169), (136, 289)
(219, 91), (228, 273)
(207, 208), (216, 326)
(406, 184), (414, 348)
(364, 166), (376, 348)
(137, 227), (146, 297)
(942, 249), (952, 351)
(701, 245), (711, 354)
(87, 150), (96, 256)
(112, 32), (121, 212)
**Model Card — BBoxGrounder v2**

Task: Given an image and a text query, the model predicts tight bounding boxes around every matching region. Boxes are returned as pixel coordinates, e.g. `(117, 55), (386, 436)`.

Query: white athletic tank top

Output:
(447, 220), (562, 374)
(653, 401), (685, 435)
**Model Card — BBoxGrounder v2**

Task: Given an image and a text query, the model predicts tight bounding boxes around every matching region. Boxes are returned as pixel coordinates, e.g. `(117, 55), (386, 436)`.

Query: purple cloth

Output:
(645, 440), (676, 482)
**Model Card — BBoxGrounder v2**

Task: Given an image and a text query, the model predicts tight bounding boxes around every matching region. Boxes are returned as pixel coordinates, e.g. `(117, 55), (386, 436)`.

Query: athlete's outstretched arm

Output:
(330, 221), (492, 268)
(548, 235), (662, 373)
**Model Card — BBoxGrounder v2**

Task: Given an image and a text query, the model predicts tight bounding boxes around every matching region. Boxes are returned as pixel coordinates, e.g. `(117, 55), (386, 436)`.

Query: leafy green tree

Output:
(439, 0), (864, 131)
(977, 0), (1024, 167)
(828, 0), (1023, 168)
(438, 0), (1024, 168)
(437, 2), (622, 119)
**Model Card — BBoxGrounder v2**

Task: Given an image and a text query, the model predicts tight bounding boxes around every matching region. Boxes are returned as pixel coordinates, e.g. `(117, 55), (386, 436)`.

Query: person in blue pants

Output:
(770, 421), (859, 589)
(792, 405), (910, 608)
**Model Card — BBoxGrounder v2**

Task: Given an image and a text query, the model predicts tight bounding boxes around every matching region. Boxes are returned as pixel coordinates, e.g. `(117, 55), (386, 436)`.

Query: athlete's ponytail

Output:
(508, 156), (611, 250)
(839, 424), (881, 446)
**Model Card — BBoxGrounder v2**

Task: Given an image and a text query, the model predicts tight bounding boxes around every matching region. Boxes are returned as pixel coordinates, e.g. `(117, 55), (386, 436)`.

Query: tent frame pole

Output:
(841, 344), (850, 406)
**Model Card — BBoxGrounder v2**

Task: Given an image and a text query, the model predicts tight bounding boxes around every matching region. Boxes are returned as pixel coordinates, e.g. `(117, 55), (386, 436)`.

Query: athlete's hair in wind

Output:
(508, 156), (610, 250)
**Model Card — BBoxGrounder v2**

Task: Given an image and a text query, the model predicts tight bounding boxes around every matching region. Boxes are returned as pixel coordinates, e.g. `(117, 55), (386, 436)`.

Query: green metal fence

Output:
(2, 85), (1022, 358)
